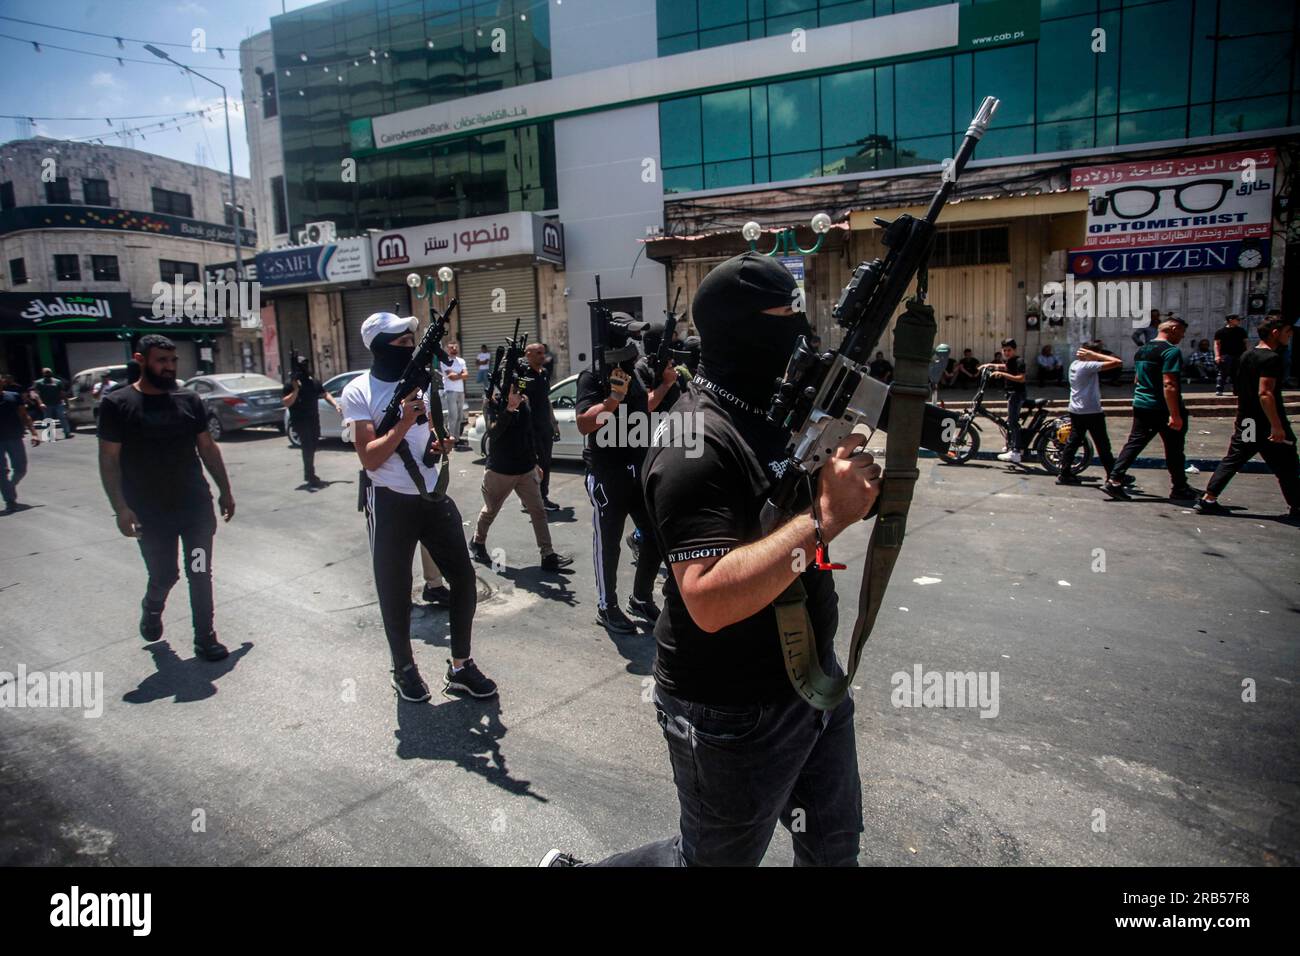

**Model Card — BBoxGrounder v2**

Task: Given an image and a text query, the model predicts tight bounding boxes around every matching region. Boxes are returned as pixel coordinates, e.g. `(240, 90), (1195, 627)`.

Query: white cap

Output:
(360, 311), (418, 349)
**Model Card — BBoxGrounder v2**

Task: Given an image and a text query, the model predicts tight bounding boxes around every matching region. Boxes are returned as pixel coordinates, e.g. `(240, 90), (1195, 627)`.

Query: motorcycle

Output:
(941, 367), (1091, 476)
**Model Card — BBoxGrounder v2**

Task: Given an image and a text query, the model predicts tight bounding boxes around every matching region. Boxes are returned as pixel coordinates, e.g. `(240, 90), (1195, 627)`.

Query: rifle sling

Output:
(774, 297), (937, 711)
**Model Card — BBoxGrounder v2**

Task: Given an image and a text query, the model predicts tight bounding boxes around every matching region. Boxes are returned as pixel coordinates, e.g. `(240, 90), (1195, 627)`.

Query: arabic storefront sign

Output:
(1072, 148), (1275, 251)
(0, 205), (257, 248)
(255, 237), (374, 288)
(1069, 239), (1271, 278)
(1, 292), (132, 331)
(1, 292), (228, 333)
(371, 212), (564, 271)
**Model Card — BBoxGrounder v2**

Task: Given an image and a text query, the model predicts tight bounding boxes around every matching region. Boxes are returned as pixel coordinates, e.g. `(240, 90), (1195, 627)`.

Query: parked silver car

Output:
(469, 373), (584, 462)
(284, 370), (453, 447)
(67, 365), (130, 427)
(187, 373), (289, 440)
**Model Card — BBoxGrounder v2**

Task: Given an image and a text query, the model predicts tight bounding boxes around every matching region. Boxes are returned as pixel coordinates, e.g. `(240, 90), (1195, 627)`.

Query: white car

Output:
(469, 373), (583, 462)
(284, 369), (453, 447)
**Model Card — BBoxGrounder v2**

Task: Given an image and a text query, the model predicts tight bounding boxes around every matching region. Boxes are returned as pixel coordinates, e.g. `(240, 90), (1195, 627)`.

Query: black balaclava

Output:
(692, 252), (810, 414)
(370, 331), (414, 382)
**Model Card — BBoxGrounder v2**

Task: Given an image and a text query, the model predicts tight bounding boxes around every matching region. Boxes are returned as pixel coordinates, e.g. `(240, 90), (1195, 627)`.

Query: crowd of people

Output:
(1, 251), (1295, 867)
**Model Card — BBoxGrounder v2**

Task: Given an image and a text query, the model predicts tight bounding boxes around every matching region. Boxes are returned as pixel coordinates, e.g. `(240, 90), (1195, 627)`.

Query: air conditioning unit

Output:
(303, 220), (337, 245)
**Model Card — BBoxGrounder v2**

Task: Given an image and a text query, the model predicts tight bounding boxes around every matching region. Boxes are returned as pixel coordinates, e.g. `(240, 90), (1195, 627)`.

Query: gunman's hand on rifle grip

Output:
(608, 368), (630, 402)
(816, 433), (883, 540)
(397, 393), (423, 433)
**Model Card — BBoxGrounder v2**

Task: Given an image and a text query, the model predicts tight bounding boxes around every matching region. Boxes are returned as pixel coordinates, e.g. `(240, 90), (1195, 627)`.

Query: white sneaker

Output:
(997, 450), (1022, 463)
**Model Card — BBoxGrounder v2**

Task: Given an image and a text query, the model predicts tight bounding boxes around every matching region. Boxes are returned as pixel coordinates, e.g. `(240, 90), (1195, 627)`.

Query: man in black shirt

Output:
(541, 253), (880, 868)
(1196, 317), (1298, 519)
(523, 342), (560, 510)
(0, 374), (42, 514)
(35, 368), (73, 439)
(282, 354), (339, 488)
(472, 382), (573, 571)
(97, 335), (235, 661)
(576, 316), (676, 634)
(1214, 313), (1248, 396)
(981, 338), (1027, 463)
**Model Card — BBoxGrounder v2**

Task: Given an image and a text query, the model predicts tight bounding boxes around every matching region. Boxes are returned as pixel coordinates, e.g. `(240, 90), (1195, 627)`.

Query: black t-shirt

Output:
(97, 386), (211, 516)
(1215, 325), (1249, 358)
(1003, 355), (1027, 394)
(486, 400), (537, 475)
(644, 385), (838, 705)
(959, 357), (979, 375)
(634, 357), (683, 413)
(283, 377), (323, 421)
(522, 364), (553, 434)
(36, 377), (66, 406)
(0, 390), (24, 440)
(575, 367), (650, 469)
(1234, 347), (1293, 440)
(868, 359), (893, 380)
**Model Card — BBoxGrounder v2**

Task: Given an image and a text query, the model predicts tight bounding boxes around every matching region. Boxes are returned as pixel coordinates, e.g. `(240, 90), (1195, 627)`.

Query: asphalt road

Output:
(1, 418), (1297, 866)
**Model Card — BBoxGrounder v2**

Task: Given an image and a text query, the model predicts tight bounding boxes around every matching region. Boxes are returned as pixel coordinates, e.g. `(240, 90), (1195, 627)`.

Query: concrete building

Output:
(238, 0), (1300, 383)
(0, 138), (259, 382)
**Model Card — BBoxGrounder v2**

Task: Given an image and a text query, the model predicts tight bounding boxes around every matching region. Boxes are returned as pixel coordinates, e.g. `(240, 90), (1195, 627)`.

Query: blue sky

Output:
(0, 0), (319, 177)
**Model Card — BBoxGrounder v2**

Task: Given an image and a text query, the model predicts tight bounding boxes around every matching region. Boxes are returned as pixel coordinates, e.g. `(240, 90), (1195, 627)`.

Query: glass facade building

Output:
(659, 0), (1300, 193)
(272, 0), (557, 234)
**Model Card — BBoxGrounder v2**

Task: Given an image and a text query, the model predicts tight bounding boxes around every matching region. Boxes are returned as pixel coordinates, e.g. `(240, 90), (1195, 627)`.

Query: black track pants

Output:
(584, 462), (661, 610)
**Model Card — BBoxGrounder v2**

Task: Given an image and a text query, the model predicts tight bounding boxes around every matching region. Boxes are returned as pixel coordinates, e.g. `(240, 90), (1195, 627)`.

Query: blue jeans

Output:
(591, 678), (863, 867)
(46, 401), (72, 437)
(1216, 356), (1237, 393)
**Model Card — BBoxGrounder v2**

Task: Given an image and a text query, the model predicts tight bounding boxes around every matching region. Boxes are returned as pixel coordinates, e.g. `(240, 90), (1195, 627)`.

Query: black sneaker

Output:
(1055, 474), (1081, 486)
(307, 476), (326, 488)
(597, 605), (638, 634)
(470, 540), (492, 564)
(628, 596), (660, 623)
(139, 601), (164, 643)
(540, 552), (573, 571)
(444, 658), (498, 698)
(422, 584), (452, 606)
(543, 498), (561, 512)
(539, 848), (583, 867)
(625, 531), (641, 564)
(1284, 507), (1300, 523)
(1101, 482), (1131, 501)
(1193, 497), (1227, 515)
(391, 663), (431, 703)
(193, 631), (229, 662)
(1169, 485), (1199, 501)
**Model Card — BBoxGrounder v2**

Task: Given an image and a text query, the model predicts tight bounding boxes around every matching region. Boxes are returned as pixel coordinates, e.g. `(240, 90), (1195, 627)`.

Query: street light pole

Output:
(144, 45), (245, 292)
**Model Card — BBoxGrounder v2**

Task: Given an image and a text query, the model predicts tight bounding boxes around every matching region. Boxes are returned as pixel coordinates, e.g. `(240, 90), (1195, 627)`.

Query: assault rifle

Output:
(762, 96), (1000, 711)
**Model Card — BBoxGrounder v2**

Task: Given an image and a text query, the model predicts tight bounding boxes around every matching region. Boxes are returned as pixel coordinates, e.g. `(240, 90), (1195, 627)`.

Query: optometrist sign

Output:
(1072, 148), (1275, 250)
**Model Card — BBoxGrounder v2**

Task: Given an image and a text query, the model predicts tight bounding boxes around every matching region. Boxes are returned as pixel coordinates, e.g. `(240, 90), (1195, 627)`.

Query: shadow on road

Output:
(496, 564), (579, 606)
(122, 640), (253, 704)
(393, 693), (547, 802)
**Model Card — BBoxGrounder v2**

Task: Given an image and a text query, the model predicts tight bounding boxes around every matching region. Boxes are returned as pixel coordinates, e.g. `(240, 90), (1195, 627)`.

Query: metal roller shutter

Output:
(454, 268), (538, 399)
(343, 284), (411, 370)
(273, 296), (310, 374)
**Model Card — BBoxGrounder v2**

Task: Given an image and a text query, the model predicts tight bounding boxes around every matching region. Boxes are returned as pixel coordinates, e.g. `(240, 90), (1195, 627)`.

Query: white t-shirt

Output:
(341, 373), (439, 496)
(476, 350), (491, 372)
(441, 356), (467, 394)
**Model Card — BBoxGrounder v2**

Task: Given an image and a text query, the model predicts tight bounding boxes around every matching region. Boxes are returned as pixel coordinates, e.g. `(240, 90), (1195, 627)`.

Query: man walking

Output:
(472, 382), (573, 571)
(1213, 313), (1248, 396)
(981, 338), (1027, 463)
(524, 341), (561, 510)
(342, 313), (495, 702)
(1, 374), (42, 514)
(1057, 345), (1121, 486)
(1195, 317), (1298, 520)
(97, 334), (235, 661)
(1102, 316), (1197, 502)
(35, 368), (73, 439)
(441, 342), (469, 447)
(282, 353), (340, 487)
(475, 344), (492, 393)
